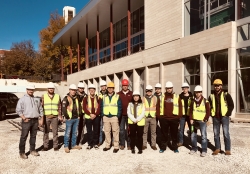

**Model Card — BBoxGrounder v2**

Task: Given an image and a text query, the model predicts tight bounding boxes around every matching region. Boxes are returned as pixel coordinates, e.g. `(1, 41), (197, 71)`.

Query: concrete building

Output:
(53, 0), (250, 119)
(63, 6), (76, 25)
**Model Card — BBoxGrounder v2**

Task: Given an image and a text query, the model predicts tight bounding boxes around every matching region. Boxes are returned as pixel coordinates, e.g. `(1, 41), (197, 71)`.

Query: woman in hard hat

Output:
(127, 90), (145, 154)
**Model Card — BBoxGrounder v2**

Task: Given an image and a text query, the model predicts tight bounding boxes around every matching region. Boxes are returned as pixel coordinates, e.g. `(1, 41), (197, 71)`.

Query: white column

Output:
(145, 66), (149, 89)
(114, 73), (120, 93)
(200, 54), (208, 98)
(159, 63), (164, 87)
(228, 48), (236, 118)
(133, 69), (140, 91)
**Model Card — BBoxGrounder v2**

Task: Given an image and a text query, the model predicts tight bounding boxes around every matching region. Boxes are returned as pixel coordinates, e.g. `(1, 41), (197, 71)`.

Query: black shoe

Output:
(113, 149), (119, 153)
(103, 147), (110, 151)
(54, 148), (59, 151)
(42, 148), (48, 151)
(131, 149), (135, 154)
(138, 150), (143, 154)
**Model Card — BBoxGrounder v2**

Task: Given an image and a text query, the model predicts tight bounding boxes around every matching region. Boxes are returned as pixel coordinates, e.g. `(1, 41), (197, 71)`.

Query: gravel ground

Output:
(0, 116), (250, 174)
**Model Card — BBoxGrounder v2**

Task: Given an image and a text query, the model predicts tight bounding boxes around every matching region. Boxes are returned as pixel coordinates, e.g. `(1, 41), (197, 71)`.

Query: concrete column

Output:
(84, 80), (88, 94)
(159, 63), (164, 87)
(133, 69), (140, 91)
(228, 48), (236, 118)
(114, 74), (120, 93)
(93, 78), (99, 94)
(145, 66), (149, 89)
(106, 75), (111, 83)
(200, 54), (208, 98)
(70, 36), (73, 74)
(61, 53), (64, 81)
(85, 24), (89, 69)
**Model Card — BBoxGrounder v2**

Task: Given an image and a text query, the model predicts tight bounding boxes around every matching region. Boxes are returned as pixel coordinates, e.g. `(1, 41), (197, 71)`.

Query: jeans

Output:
(77, 114), (86, 145)
(129, 124), (144, 151)
(179, 116), (191, 144)
(64, 118), (79, 148)
(99, 117), (104, 144)
(85, 116), (100, 146)
(159, 118), (179, 151)
(213, 116), (231, 151)
(119, 116), (130, 147)
(19, 118), (38, 153)
(43, 117), (58, 148)
(191, 120), (207, 152)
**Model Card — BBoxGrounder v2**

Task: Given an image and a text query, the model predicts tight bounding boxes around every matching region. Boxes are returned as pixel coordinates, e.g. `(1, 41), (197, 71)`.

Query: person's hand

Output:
(190, 120), (194, 124)
(58, 116), (63, 122)
(23, 118), (30, 122)
(90, 114), (96, 120)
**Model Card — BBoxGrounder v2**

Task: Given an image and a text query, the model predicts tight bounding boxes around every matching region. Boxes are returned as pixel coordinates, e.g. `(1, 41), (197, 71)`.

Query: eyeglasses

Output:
(166, 88), (173, 90)
(214, 85), (221, 87)
(78, 88), (84, 90)
(146, 90), (152, 92)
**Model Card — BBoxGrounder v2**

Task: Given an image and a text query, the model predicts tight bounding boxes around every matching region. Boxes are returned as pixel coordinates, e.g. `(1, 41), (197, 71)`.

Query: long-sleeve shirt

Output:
(189, 96), (210, 121)
(100, 92), (122, 118)
(127, 102), (145, 123)
(41, 93), (62, 117)
(117, 90), (133, 116)
(82, 95), (100, 116)
(62, 94), (80, 119)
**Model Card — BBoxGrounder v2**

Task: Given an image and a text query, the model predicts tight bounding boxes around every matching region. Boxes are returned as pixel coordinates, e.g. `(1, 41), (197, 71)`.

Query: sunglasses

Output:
(214, 85), (221, 87)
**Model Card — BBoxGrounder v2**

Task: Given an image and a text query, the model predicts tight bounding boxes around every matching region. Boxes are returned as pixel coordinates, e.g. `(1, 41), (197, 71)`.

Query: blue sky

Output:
(0, 0), (89, 51)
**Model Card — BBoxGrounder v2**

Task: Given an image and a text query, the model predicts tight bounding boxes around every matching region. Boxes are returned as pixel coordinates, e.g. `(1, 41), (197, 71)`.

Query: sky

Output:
(0, 0), (89, 51)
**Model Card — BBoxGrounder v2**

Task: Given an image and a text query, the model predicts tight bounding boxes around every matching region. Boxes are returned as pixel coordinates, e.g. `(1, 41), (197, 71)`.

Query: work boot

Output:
(120, 146), (125, 150)
(177, 143), (183, 147)
(54, 147), (59, 151)
(138, 150), (143, 154)
(42, 147), (48, 151)
(131, 149), (135, 154)
(113, 149), (119, 153)
(64, 147), (70, 153)
(72, 145), (82, 150)
(212, 149), (220, 155)
(151, 146), (157, 150)
(142, 146), (147, 150)
(103, 147), (110, 151)
(225, 151), (231, 155)
(127, 146), (131, 150)
(97, 143), (102, 147)
(20, 153), (28, 159)
(30, 151), (40, 156)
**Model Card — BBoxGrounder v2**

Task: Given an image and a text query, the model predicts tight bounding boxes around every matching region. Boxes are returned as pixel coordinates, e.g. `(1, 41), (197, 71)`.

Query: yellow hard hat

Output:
(107, 82), (115, 88)
(213, 79), (223, 85)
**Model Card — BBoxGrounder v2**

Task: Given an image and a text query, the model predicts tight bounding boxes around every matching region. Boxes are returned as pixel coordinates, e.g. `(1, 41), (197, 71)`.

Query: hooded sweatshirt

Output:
(16, 94), (44, 118)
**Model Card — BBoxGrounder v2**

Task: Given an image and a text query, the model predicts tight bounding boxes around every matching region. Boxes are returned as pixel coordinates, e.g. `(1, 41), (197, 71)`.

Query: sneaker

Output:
(113, 149), (119, 153)
(142, 146), (147, 150)
(86, 146), (93, 150)
(177, 143), (183, 147)
(189, 150), (196, 155)
(225, 151), (231, 155)
(138, 150), (143, 154)
(94, 145), (99, 150)
(120, 146), (125, 150)
(212, 149), (220, 155)
(19, 153), (28, 159)
(200, 152), (207, 157)
(72, 145), (82, 150)
(103, 147), (110, 151)
(174, 149), (179, 153)
(151, 146), (157, 150)
(30, 151), (40, 156)
(159, 149), (165, 153)
(131, 149), (135, 154)
(64, 147), (70, 153)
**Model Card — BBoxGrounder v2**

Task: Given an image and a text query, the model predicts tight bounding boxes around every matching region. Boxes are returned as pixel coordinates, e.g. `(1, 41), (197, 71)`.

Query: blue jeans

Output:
(86, 116), (100, 146)
(212, 116), (231, 151)
(64, 118), (79, 148)
(179, 116), (191, 144)
(99, 117), (103, 144)
(191, 120), (207, 152)
(119, 116), (130, 147)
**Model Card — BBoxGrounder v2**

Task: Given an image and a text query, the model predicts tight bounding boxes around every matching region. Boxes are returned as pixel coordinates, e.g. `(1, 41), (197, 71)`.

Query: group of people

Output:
(16, 78), (234, 159)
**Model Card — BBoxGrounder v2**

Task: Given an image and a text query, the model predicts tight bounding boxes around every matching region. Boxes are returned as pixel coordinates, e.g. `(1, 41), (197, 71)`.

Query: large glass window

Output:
(113, 41), (127, 60)
(184, 56), (200, 92)
(99, 48), (111, 64)
(131, 33), (144, 54)
(238, 0), (250, 19)
(237, 46), (250, 113)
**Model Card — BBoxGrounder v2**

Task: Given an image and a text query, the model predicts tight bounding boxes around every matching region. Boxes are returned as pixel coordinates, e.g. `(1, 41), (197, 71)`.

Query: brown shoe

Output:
(72, 145), (82, 150)
(20, 153), (28, 159)
(225, 151), (231, 155)
(151, 146), (157, 150)
(30, 151), (40, 156)
(127, 146), (131, 150)
(212, 149), (220, 155)
(177, 143), (183, 147)
(97, 143), (102, 147)
(54, 148), (59, 151)
(65, 147), (70, 153)
(120, 146), (125, 150)
(42, 148), (48, 151)
(142, 146), (147, 150)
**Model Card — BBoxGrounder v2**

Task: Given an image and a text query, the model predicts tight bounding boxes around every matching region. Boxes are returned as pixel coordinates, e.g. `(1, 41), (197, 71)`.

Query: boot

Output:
(225, 151), (231, 155)
(120, 146), (125, 150)
(131, 149), (135, 154)
(64, 147), (70, 153)
(30, 151), (40, 156)
(212, 149), (220, 155)
(151, 146), (157, 150)
(72, 145), (82, 150)
(142, 146), (147, 150)
(20, 153), (28, 159)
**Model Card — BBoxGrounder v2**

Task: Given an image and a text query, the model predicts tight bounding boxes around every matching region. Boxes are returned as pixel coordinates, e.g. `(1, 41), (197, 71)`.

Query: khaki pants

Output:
(43, 117), (58, 148)
(143, 117), (156, 147)
(103, 116), (119, 149)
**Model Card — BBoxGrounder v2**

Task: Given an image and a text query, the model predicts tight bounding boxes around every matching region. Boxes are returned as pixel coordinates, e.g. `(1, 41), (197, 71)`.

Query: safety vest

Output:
(43, 93), (60, 116)
(159, 94), (179, 116)
(143, 96), (157, 117)
(84, 95), (99, 119)
(67, 96), (79, 118)
(158, 94), (165, 115)
(128, 103), (145, 126)
(192, 98), (208, 120)
(77, 92), (86, 114)
(210, 92), (228, 116)
(103, 93), (119, 116)
(99, 91), (107, 99)
(181, 97), (192, 116)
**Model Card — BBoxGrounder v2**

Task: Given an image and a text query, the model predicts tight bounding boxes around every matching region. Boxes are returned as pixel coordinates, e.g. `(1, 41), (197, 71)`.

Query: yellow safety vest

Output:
(43, 93), (60, 116)
(85, 96), (99, 119)
(67, 96), (79, 118)
(143, 96), (157, 117)
(103, 93), (119, 116)
(158, 94), (165, 115)
(210, 92), (228, 116)
(159, 94), (179, 116)
(128, 103), (145, 126)
(192, 98), (208, 120)
(181, 97), (192, 116)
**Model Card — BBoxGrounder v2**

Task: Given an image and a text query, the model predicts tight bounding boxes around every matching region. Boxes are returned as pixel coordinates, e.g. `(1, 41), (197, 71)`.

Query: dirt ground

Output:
(0, 116), (250, 174)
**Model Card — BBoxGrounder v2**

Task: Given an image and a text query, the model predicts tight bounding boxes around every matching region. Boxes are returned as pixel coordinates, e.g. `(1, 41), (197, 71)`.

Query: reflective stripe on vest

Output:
(210, 92), (228, 116)
(103, 94), (119, 116)
(67, 96), (79, 118)
(172, 94), (179, 115)
(143, 96), (156, 117)
(85, 96), (99, 119)
(181, 97), (192, 116)
(128, 103), (145, 126)
(192, 98), (208, 120)
(44, 93), (59, 116)
(159, 94), (165, 115)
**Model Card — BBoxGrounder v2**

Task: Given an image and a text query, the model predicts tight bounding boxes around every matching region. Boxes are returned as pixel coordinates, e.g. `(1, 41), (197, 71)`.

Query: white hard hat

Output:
(194, 85), (203, 92)
(88, 84), (96, 89)
(155, 83), (162, 88)
(165, 81), (173, 88)
(182, 82), (190, 88)
(132, 90), (140, 96)
(78, 82), (84, 88)
(26, 84), (35, 90)
(47, 82), (55, 89)
(69, 84), (77, 90)
(146, 85), (153, 90)
(100, 80), (107, 86)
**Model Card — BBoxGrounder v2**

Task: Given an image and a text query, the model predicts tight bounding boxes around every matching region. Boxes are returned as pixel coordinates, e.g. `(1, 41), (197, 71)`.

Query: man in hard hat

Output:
(62, 84), (82, 153)
(178, 82), (193, 147)
(154, 83), (163, 145)
(142, 85), (158, 150)
(76, 82), (88, 146)
(82, 84), (100, 150)
(100, 82), (122, 153)
(154, 83), (162, 99)
(117, 79), (133, 150)
(98, 80), (108, 146)
(208, 79), (234, 155)
(189, 85), (210, 157)
(42, 82), (62, 151)
(157, 81), (182, 153)
(16, 84), (44, 159)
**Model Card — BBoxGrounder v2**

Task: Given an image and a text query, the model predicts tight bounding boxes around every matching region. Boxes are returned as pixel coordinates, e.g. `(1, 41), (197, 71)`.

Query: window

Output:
(131, 33), (144, 54)
(237, 0), (250, 19)
(184, 57), (200, 91)
(237, 23), (250, 42)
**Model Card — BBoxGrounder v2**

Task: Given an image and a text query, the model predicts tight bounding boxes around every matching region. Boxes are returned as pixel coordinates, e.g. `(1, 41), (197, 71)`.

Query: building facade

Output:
(53, 0), (250, 118)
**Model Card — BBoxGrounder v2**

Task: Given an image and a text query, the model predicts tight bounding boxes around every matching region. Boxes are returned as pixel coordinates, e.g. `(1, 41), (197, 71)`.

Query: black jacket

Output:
(179, 91), (193, 116)
(62, 94), (80, 119)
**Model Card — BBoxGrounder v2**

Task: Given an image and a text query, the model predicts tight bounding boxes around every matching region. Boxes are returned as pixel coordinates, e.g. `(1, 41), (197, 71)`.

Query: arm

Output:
(58, 96), (62, 118)
(39, 100), (44, 117)
(16, 98), (25, 119)
(136, 104), (145, 122)
(208, 95), (212, 111)
(95, 96), (101, 116)
(100, 99), (104, 117)
(62, 97), (70, 119)
(156, 97), (160, 117)
(127, 103), (137, 122)
(189, 101), (194, 120)
(178, 97), (182, 118)
(117, 96), (122, 118)
(225, 93), (234, 116)
(203, 101), (210, 121)
(83, 97), (91, 115)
